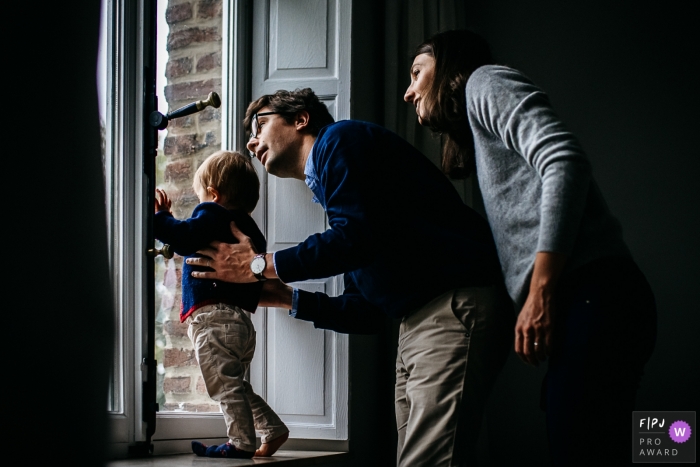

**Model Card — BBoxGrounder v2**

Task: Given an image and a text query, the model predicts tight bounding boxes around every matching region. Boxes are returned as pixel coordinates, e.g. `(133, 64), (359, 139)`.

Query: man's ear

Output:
(295, 110), (311, 131)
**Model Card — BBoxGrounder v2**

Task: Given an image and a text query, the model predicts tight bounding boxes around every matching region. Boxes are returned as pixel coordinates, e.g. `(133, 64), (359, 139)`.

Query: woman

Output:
(404, 29), (657, 466)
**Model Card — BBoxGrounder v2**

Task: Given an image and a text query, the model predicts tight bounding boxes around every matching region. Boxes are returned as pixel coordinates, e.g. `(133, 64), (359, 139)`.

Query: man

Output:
(187, 88), (513, 466)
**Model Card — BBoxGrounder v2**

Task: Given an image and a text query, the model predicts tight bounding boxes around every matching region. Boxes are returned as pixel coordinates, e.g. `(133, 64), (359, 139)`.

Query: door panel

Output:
(249, 0), (350, 441)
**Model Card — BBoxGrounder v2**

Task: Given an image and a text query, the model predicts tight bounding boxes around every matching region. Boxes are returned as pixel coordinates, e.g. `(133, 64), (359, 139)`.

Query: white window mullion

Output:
(104, 0), (149, 456)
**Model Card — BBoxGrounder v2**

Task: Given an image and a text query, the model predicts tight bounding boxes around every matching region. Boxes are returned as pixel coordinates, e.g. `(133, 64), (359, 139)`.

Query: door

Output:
(247, 0), (352, 442)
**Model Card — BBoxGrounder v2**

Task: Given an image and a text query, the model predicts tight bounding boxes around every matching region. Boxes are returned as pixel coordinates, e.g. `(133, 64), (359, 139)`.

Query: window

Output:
(100, 0), (351, 456)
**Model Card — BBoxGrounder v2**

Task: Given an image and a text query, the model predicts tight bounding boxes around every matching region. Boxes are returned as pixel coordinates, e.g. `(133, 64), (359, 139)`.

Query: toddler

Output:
(154, 150), (289, 458)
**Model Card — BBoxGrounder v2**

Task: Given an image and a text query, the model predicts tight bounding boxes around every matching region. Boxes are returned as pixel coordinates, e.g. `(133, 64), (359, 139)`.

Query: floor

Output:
(107, 451), (349, 467)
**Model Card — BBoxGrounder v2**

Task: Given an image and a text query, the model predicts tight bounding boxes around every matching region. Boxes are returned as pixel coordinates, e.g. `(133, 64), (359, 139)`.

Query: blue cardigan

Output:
(154, 203), (266, 321)
(274, 120), (502, 333)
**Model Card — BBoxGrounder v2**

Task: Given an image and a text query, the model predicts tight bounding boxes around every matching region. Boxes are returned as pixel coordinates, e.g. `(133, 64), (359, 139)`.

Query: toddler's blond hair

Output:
(193, 150), (260, 213)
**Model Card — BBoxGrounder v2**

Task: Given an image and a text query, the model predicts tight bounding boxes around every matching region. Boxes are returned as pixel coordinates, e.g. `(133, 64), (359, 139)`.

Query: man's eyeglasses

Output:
(248, 111), (282, 158)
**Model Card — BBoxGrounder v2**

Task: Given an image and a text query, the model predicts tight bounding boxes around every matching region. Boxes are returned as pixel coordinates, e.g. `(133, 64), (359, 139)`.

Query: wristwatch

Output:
(250, 253), (267, 281)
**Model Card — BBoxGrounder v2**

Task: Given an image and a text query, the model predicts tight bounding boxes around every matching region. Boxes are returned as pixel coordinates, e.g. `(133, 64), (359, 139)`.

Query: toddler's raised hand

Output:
(155, 188), (172, 213)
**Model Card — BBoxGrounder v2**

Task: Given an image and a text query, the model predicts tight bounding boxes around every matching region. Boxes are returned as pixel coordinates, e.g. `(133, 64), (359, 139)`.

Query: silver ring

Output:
(534, 342), (539, 346)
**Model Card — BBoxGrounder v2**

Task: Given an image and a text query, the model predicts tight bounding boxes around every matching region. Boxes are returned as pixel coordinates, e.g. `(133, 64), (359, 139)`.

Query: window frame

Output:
(104, 0), (351, 457)
(103, 0), (151, 457)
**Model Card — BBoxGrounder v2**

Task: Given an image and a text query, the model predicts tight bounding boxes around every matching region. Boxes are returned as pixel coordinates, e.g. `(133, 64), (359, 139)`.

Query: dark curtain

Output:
(384, 0), (475, 205)
(8, 3), (113, 466)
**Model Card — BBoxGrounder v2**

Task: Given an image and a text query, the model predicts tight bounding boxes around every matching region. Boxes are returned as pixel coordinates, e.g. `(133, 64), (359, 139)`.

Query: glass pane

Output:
(154, 0), (222, 413)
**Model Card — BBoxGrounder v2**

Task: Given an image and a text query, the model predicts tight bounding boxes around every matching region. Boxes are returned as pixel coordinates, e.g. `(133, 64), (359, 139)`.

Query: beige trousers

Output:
(187, 304), (289, 452)
(395, 286), (513, 467)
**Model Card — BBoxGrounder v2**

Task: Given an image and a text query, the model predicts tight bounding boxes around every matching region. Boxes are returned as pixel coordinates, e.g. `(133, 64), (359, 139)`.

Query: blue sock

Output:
(191, 441), (255, 458)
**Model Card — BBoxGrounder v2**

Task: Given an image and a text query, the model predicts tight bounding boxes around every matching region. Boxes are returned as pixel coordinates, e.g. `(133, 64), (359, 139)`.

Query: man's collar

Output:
(303, 139), (317, 179)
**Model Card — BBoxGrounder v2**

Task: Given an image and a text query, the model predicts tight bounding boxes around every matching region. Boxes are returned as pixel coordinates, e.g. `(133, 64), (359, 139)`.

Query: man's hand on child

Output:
(187, 221), (259, 283)
(155, 188), (172, 214)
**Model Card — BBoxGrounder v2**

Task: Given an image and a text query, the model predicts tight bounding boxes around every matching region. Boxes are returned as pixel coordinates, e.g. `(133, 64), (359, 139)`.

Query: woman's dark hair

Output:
(414, 30), (494, 179)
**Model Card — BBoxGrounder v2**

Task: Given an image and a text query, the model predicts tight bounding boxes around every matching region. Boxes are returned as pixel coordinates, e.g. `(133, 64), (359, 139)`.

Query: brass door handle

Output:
(147, 244), (174, 259)
(149, 91), (221, 130)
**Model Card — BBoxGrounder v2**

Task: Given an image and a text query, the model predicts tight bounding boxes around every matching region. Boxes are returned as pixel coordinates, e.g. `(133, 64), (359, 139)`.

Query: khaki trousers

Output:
(187, 304), (289, 452)
(395, 286), (513, 467)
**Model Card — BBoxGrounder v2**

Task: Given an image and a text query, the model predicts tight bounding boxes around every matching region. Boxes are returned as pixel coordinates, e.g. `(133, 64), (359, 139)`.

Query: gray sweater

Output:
(466, 65), (630, 307)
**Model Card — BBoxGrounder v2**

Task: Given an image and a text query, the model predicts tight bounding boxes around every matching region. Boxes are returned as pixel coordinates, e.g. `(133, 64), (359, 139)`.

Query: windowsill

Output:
(108, 450), (350, 466)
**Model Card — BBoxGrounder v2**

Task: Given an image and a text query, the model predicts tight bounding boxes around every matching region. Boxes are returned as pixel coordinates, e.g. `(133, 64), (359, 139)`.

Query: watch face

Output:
(251, 256), (265, 274)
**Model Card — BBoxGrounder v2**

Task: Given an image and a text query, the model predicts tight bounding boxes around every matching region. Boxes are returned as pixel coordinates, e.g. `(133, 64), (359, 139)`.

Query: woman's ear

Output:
(207, 186), (221, 203)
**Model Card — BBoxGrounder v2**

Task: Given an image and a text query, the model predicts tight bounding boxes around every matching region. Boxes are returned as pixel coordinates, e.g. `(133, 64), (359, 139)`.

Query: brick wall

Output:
(155, 0), (223, 413)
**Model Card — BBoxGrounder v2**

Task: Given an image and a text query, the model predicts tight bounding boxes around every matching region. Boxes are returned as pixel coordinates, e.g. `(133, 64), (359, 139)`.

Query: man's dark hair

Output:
(414, 30), (494, 179)
(244, 88), (335, 137)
